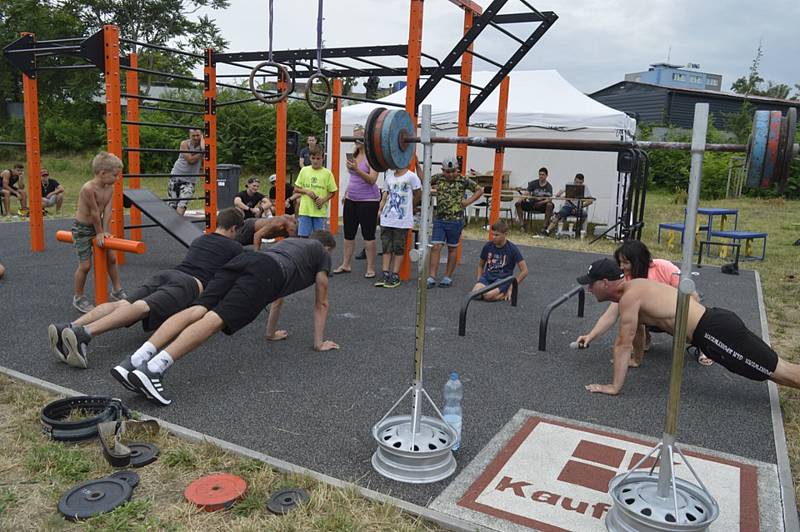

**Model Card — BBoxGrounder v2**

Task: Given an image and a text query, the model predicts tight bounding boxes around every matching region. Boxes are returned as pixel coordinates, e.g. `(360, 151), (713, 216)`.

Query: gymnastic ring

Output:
(305, 72), (333, 111)
(249, 61), (293, 105)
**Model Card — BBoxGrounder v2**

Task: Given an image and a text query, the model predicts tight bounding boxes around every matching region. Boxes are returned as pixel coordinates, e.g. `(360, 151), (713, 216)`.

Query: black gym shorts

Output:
(691, 307), (778, 381)
(519, 199), (549, 213)
(194, 252), (286, 335)
(125, 269), (201, 332)
(343, 198), (379, 241)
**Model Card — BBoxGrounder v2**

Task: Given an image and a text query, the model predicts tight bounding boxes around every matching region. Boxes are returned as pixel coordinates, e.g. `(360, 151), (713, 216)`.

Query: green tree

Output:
(730, 42), (764, 96)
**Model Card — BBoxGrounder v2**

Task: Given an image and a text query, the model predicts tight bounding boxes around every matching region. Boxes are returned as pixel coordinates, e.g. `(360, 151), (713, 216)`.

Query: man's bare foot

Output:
(610, 358), (640, 368)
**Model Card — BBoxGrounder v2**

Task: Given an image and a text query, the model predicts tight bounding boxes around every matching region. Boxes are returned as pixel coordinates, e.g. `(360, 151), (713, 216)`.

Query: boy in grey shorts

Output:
(375, 166), (422, 288)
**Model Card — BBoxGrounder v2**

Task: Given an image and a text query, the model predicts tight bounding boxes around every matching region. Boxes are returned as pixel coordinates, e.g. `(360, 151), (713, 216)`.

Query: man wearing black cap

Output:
(575, 258), (800, 395)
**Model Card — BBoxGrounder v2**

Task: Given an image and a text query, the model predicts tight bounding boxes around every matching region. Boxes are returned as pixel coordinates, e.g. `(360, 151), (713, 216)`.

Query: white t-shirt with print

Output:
(380, 170), (422, 229)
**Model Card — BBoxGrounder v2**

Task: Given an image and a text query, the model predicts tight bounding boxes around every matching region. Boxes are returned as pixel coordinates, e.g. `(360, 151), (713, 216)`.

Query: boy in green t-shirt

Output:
(293, 144), (337, 237)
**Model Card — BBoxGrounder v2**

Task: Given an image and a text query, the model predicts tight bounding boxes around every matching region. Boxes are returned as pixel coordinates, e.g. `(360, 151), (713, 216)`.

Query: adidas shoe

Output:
(111, 357), (140, 393)
(48, 323), (69, 363)
(72, 295), (94, 314)
(129, 365), (172, 406)
(62, 325), (91, 369)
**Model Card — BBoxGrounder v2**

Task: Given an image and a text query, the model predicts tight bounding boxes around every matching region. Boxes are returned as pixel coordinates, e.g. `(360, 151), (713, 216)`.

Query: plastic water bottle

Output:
(443, 372), (464, 451)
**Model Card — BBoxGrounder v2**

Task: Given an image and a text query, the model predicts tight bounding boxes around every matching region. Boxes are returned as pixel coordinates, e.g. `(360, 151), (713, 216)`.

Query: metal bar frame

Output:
(137, 105), (206, 116)
(121, 93), (205, 108)
(121, 120), (202, 131)
(203, 48), (218, 231)
(214, 44), (410, 64)
(274, 72), (287, 218)
(458, 275), (518, 336)
(120, 64), (204, 84)
(35, 64), (96, 71)
(104, 25), (125, 267)
(125, 52), (142, 242)
(22, 32), (44, 252)
(489, 77), (510, 231)
(123, 173), (203, 178)
(537, 286), (585, 351)
(119, 38), (204, 59)
(329, 79), (342, 233)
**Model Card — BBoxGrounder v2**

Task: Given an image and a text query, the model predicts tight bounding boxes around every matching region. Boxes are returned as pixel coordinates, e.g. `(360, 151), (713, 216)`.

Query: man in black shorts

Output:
(47, 208), (255, 370)
(575, 258), (800, 395)
(235, 215), (297, 250)
(117, 230), (338, 405)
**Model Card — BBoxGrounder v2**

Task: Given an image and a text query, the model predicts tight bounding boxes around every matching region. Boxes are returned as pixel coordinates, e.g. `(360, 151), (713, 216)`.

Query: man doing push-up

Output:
(576, 258), (800, 395)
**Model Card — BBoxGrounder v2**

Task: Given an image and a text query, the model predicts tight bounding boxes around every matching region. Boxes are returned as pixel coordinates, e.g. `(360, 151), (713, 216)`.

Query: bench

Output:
(657, 222), (709, 247)
(709, 230), (768, 260)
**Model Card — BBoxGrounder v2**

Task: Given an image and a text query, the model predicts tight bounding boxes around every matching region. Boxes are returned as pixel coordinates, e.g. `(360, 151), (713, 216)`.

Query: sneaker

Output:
(540, 228), (550, 237)
(62, 325), (91, 369)
(110, 288), (128, 301)
(17, 208), (29, 217)
(48, 323), (69, 363)
(129, 365), (172, 406)
(111, 357), (141, 393)
(439, 276), (453, 287)
(384, 274), (401, 288)
(426, 277), (436, 289)
(73, 295), (94, 314)
(374, 271), (390, 288)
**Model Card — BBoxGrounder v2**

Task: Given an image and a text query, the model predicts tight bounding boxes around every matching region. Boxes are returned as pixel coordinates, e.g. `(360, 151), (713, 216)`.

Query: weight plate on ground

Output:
(778, 107), (797, 191)
(108, 470), (140, 489)
(184, 473), (247, 512)
(762, 110), (782, 187)
(385, 109), (415, 170)
(58, 478), (132, 521)
(379, 110), (400, 169)
(364, 107), (387, 172)
(266, 487), (310, 515)
(746, 110), (769, 188)
(127, 442), (159, 468)
(371, 109), (391, 172)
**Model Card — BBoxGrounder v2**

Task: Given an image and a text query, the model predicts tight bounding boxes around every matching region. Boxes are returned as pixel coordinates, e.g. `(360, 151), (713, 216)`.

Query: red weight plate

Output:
(184, 473), (247, 512)
(371, 109), (390, 172)
(761, 110), (782, 187)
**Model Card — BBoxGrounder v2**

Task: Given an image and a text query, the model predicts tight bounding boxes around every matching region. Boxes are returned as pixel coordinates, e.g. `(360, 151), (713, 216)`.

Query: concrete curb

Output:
(0, 365), (484, 532)
(755, 271), (800, 531)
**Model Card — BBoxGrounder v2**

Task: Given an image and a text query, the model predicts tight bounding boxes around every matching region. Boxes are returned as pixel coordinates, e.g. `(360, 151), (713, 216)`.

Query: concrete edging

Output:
(755, 271), (800, 531)
(0, 365), (483, 532)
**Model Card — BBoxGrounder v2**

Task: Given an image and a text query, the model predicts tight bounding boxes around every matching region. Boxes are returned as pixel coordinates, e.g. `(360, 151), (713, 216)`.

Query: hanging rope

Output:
(305, 0), (332, 110)
(249, 0), (292, 104)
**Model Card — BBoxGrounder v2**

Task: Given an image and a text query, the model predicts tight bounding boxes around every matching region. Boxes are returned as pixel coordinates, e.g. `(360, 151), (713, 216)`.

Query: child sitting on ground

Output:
(293, 144), (337, 237)
(71, 151), (127, 313)
(375, 165), (422, 288)
(470, 219), (528, 301)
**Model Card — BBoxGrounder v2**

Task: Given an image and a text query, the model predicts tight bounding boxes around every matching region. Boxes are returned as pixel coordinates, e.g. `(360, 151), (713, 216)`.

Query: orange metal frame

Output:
(329, 79), (343, 233)
(21, 32), (44, 252)
(489, 76), (510, 236)
(454, 9), (476, 265)
(203, 48), (218, 231)
(103, 25), (125, 264)
(275, 75), (288, 217)
(125, 53), (142, 241)
(56, 230), (146, 304)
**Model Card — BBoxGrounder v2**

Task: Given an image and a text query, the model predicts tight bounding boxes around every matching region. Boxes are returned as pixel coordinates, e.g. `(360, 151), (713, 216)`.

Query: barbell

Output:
(346, 107), (798, 190)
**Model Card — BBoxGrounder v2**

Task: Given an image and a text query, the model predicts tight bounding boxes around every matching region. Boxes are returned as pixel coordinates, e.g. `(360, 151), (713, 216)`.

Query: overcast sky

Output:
(199, 0), (799, 95)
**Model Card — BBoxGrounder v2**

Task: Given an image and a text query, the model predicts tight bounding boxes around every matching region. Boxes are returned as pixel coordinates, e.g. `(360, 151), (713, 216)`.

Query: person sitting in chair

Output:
(514, 167), (553, 232)
(542, 173), (593, 236)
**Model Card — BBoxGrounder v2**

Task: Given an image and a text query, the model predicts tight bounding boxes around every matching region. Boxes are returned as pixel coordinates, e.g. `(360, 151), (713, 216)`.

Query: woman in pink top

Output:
(334, 127), (380, 278)
(576, 241), (711, 366)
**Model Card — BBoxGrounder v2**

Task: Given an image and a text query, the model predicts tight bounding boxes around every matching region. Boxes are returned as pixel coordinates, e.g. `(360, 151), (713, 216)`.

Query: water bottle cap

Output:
(450, 371), (459, 380)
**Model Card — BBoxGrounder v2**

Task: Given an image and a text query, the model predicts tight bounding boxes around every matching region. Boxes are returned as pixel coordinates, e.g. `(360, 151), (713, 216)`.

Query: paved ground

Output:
(0, 219), (776, 506)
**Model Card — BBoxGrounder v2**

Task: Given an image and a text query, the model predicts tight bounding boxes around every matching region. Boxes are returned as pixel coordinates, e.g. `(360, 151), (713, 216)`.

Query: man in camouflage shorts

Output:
(168, 129), (204, 216)
(426, 155), (484, 288)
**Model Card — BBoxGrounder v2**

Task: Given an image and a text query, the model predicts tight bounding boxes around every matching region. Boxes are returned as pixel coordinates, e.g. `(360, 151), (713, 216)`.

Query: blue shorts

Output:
(297, 215), (326, 237)
(432, 219), (463, 247)
(479, 274), (511, 294)
(557, 203), (581, 219)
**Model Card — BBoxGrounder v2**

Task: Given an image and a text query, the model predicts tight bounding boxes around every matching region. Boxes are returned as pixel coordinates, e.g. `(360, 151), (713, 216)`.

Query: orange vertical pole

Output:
(21, 33), (43, 252)
(275, 74), (287, 216)
(203, 48), (218, 231)
(125, 53), (142, 242)
(400, 0), (424, 281)
(103, 25), (124, 263)
(93, 242), (109, 304)
(456, 9), (473, 172)
(329, 78), (342, 233)
(489, 76), (510, 238)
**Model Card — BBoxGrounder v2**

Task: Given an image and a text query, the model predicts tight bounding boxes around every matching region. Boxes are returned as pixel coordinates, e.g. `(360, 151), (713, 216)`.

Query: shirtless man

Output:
(235, 215), (297, 250)
(576, 258), (800, 395)
(1, 163), (28, 216)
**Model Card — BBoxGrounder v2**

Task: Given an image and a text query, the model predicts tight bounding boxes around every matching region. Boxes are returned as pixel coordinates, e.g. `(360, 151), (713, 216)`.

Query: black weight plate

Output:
(58, 478), (132, 521)
(779, 107), (797, 189)
(266, 487), (310, 515)
(127, 442), (159, 468)
(109, 470), (140, 489)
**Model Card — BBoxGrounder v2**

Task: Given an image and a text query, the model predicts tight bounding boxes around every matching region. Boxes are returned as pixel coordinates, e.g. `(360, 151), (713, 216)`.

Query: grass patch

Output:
(24, 442), (95, 483)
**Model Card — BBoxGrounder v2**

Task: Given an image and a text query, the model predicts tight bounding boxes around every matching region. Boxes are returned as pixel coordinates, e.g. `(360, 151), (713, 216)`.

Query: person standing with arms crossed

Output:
(168, 129), (204, 216)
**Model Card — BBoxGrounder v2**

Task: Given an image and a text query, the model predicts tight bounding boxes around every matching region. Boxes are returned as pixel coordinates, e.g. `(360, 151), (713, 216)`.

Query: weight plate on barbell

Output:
(363, 107), (384, 172)
(127, 442), (159, 468)
(746, 110), (769, 188)
(266, 487), (310, 515)
(382, 109), (416, 170)
(762, 110), (782, 187)
(371, 109), (391, 172)
(58, 478), (132, 521)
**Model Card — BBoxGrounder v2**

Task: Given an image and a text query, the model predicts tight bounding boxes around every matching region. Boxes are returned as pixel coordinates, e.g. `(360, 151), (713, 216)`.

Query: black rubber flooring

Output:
(0, 219), (775, 506)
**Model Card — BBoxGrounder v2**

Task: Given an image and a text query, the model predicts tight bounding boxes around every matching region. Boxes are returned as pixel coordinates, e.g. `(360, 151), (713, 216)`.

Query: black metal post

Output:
(458, 275), (518, 337)
(538, 285), (585, 351)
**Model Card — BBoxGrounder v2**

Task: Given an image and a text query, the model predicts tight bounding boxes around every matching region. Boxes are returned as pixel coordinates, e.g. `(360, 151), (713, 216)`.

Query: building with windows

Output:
(624, 63), (722, 92)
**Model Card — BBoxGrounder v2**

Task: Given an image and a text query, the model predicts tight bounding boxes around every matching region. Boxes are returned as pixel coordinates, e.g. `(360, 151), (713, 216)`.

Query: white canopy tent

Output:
(326, 70), (637, 227)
